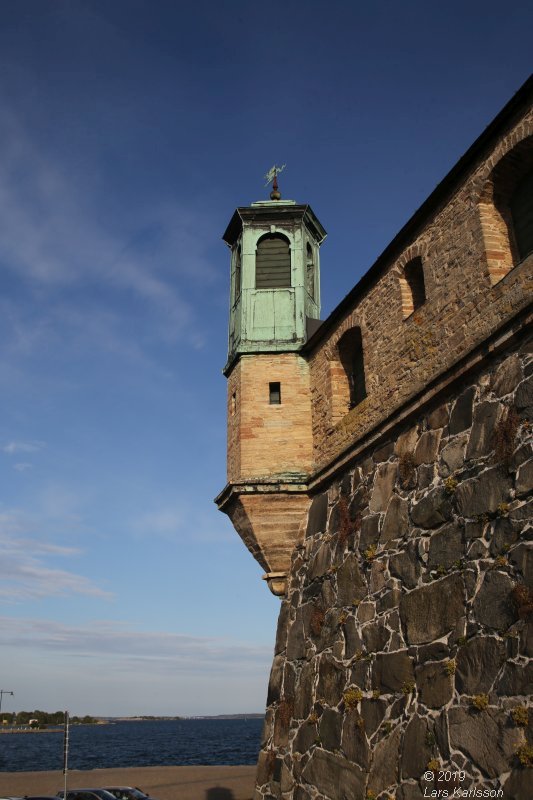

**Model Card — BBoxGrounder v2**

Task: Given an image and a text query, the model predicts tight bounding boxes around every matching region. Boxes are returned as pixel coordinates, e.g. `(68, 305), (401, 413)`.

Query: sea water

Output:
(0, 718), (264, 772)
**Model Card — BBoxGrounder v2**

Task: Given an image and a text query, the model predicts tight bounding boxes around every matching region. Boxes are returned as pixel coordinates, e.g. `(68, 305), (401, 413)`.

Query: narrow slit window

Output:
(269, 382), (281, 405)
(400, 256), (426, 318)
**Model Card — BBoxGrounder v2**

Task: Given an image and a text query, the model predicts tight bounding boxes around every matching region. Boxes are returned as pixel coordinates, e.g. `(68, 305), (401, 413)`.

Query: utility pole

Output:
(0, 690), (14, 718)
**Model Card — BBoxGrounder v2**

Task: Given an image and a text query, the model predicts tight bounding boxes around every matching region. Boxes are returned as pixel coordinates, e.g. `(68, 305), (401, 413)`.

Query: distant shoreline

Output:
(0, 715), (264, 733)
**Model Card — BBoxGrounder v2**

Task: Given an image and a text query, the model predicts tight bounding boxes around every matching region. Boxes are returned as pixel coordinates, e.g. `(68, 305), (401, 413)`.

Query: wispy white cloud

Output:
(0, 511), (111, 602)
(13, 462), (33, 472)
(0, 616), (271, 674)
(0, 108), (218, 363)
(2, 440), (45, 455)
(134, 503), (233, 543)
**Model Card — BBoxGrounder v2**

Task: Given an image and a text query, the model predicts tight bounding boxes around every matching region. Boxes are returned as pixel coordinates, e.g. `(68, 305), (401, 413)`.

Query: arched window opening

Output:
(338, 327), (366, 408)
(306, 242), (315, 300)
(234, 245), (242, 302)
(510, 167), (533, 262)
(255, 234), (291, 289)
(479, 135), (533, 284)
(400, 256), (426, 318)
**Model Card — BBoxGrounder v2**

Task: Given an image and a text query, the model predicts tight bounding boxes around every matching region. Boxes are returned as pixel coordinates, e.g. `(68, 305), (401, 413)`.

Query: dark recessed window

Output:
(510, 167), (533, 261)
(269, 382), (281, 405)
(403, 256), (426, 317)
(337, 327), (366, 408)
(256, 234), (291, 288)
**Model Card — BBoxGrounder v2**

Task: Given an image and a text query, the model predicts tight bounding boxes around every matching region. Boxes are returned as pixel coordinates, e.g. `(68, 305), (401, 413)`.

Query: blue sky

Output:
(0, 0), (530, 717)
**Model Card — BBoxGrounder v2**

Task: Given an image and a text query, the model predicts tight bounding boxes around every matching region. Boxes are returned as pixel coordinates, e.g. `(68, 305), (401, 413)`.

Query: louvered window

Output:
(510, 167), (533, 261)
(256, 234), (291, 288)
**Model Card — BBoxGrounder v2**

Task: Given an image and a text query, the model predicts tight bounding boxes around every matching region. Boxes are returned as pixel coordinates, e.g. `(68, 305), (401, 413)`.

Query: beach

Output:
(0, 765), (256, 800)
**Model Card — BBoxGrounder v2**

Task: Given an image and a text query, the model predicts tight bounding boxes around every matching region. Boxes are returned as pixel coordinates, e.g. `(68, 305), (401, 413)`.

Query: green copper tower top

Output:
(223, 170), (327, 373)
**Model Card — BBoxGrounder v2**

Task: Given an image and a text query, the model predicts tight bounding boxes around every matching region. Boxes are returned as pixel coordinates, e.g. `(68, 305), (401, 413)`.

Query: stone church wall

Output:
(255, 334), (533, 800)
(307, 109), (533, 473)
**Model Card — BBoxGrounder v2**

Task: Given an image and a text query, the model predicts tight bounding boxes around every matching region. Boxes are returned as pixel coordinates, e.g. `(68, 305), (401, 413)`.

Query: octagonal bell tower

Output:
(216, 180), (326, 595)
(224, 199), (326, 366)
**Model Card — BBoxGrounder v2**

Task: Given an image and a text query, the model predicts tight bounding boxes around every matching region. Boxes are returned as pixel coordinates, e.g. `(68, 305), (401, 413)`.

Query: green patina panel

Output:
(224, 200), (326, 367)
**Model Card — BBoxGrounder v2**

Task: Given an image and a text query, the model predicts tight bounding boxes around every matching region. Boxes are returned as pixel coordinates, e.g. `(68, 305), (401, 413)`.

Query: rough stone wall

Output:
(256, 338), (533, 800)
(308, 111), (533, 471)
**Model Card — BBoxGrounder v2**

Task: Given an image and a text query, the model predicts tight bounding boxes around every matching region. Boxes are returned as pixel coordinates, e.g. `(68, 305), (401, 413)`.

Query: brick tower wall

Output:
(228, 352), (313, 482)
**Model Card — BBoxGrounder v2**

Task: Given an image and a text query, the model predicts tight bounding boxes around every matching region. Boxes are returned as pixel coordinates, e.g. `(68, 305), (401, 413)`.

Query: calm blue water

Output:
(0, 718), (264, 772)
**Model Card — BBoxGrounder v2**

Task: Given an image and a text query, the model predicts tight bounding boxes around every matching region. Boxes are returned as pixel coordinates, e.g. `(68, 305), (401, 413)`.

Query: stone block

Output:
(316, 654), (345, 706)
(515, 374), (533, 419)
(492, 353), (523, 397)
(440, 434), (467, 476)
(306, 493), (328, 538)
(308, 540), (332, 580)
(367, 724), (401, 795)
(401, 715), (433, 780)
(516, 458), (533, 497)
(400, 573), (464, 644)
(369, 462), (398, 512)
(509, 541), (533, 584)
(319, 706), (342, 751)
(359, 513), (380, 550)
(381, 493), (409, 543)
(448, 706), (524, 778)
(496, 661), (533, 696)
(427, 523), (463, 569)
(362, 620), (390, 653)
(414, 429), (442, 464)
(449, 386), (476, 434)
(336, 553), (366, 606)
(455, 635), (506, 694)
(390, 543), (421, 589)
(301, 748), (365, 799)
(341, 709), (371, 768)
(416, 660), (453, 708)
(465, 400), (501, 460)
(411, 486), (453, 528)
(455, 466), (512, 517)
(344, 616), (364, 658)
(372, 650), (415, 692)
(267, 655), (284, 705)
(395, 426), (419, 456)
(473, 571), (515, 630)
(293, 720), (317, 754)
(489, 517), (520, 556)
(293, 660), (315, 719)
(360, 697), (387, 737)
(427, 403), (449, 429)
(286, 606), (306, 660)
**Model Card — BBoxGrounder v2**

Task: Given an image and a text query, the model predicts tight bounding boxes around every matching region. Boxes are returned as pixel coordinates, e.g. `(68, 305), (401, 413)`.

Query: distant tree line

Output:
(2, 711), (97, 726)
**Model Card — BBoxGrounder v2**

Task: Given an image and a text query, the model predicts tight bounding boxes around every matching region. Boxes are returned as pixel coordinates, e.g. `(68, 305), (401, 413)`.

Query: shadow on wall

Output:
(205, 788), (235, 800)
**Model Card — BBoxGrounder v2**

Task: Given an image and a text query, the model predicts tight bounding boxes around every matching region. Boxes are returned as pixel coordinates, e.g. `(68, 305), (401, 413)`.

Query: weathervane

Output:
(264, 164), (286, 200)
